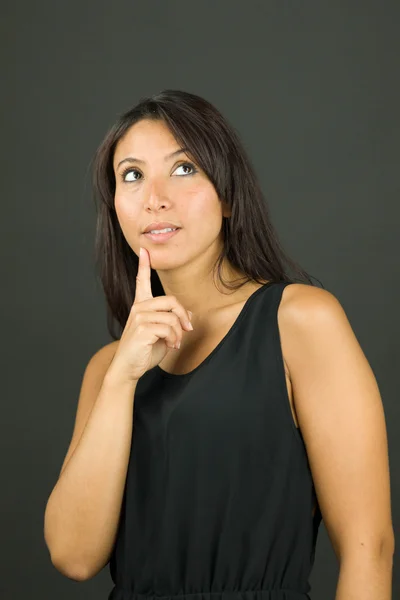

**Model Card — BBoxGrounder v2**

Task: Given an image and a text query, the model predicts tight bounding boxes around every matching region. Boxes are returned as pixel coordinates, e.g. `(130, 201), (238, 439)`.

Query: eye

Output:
(120, 166), (140, 183)
(120, 161), (198, 183)
(174, 162), (197, 176)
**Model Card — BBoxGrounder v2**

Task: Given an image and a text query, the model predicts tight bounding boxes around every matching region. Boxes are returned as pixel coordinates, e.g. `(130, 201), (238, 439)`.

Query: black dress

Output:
(108, 282), (322, 600)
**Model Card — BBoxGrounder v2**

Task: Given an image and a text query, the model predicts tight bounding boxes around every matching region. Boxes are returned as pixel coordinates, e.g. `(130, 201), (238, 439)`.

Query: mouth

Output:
(143, 227), (181, 243)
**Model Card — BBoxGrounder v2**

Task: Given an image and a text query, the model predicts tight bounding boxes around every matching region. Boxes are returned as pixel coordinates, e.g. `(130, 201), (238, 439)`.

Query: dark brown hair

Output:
(91, 89), (323, 340)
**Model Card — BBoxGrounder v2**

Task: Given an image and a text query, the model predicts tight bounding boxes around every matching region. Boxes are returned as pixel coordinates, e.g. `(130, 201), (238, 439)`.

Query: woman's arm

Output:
(279, 285), (395, 600)
(44, 341), (137, 581)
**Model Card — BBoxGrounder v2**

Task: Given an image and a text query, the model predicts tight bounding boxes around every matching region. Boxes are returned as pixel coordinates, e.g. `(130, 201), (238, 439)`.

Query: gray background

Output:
(2, 1), (398, 598)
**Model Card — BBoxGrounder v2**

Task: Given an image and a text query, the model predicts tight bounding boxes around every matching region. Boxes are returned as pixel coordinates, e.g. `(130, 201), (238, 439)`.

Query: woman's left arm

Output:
(279, 285), (395, 600)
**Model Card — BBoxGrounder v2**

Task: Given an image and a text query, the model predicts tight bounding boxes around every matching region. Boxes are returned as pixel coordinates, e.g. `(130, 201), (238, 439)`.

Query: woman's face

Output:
(113, 118), (229, 272)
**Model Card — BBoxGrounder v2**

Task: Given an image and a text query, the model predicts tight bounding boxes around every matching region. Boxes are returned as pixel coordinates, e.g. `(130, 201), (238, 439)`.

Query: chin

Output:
(142, 248), (187, 271)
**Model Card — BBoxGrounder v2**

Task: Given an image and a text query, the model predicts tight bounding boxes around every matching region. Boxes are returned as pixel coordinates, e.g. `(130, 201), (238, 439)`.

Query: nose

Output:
(144, 177), (170, 210)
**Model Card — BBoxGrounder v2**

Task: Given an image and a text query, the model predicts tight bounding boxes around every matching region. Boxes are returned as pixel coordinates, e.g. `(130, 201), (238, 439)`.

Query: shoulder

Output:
(277, 283), (350, 373)
(81, 339), (121, 392)
(279, 282), (345, 325)
(87, 339), (120, 374)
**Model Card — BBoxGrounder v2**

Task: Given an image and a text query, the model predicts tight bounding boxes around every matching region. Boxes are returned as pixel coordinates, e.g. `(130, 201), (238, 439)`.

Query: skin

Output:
(279, 284), (394, 598)
(112, 118), (259, 331)
(112, 119), (395, 594)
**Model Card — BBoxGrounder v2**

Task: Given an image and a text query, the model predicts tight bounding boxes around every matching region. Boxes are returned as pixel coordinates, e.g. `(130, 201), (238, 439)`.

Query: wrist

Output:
(103, 365), (139, 391)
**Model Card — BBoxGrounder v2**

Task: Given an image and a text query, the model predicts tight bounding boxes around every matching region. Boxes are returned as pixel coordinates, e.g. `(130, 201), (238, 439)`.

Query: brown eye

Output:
(121, 167), (140, 182)
(174, 162), (197, 176)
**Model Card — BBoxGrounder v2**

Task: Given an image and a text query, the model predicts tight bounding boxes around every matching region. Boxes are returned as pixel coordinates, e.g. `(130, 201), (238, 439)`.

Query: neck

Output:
(155, 257), (248, 322)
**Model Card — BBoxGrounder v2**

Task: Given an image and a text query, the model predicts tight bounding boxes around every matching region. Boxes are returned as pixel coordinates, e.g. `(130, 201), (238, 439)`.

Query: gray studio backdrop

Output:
(3, 1), (398, 599)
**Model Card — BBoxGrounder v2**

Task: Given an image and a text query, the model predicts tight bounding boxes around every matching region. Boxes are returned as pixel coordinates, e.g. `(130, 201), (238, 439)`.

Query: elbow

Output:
(44, 507), (112, 581)
(48, 543), (110, 581)
(379, 531), (395, 560)
(45, 534), (109, 581)
(337, 529), (396, 563)
(50, 552), (94, 581)
(44, 505), (97, 581)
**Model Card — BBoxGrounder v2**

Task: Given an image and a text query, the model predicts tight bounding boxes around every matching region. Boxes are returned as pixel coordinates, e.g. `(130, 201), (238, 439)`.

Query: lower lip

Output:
(143, 228), (181, 243)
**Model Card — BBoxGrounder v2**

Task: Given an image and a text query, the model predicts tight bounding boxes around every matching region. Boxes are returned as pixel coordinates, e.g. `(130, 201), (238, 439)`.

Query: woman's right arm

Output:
(44, 340), (137, 581)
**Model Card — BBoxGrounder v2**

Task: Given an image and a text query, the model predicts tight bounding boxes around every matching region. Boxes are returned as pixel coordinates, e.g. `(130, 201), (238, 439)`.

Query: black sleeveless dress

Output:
(108, 282), (322, 600)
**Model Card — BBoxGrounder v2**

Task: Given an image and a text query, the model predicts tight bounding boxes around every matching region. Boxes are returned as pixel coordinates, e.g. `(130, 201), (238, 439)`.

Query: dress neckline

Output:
(154, 281), (278, 379)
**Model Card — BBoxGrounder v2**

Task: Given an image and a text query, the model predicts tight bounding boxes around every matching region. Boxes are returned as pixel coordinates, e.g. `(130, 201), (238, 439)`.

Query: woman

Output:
(44, 90), (394, 599)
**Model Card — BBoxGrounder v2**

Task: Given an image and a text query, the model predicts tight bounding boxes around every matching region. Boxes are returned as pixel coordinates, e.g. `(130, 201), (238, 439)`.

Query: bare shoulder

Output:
(87, 339), (120, 372)
(277, 283), (346, 375)
(279, 282), (343, 323)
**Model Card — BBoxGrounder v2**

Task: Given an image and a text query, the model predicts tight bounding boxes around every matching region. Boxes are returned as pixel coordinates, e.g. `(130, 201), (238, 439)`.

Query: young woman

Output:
(44, 90), (394, 599)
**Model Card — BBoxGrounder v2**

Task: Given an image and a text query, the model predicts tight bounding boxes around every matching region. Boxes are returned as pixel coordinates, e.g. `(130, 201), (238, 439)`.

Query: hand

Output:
(108, 247), (194, 383)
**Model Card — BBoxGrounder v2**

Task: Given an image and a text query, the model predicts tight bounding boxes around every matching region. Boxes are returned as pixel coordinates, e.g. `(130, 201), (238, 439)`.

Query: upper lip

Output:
(143, 222), (181, 233)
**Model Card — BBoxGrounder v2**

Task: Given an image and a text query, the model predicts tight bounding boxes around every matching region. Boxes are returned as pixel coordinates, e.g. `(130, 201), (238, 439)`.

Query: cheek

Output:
(184, 185), (221, 217)
(185, 205), (223, 243)
(189, 198), (223, 235)
(114, 193), (139, 224)
(114, 195), (142, 248)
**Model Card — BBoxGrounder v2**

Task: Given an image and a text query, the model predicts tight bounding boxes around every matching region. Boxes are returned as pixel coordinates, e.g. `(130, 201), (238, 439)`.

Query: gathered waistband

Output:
(108, 588), (311, 600)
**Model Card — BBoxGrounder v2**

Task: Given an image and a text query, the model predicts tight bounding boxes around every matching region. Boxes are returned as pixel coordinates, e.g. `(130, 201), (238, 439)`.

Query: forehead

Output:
(113, 119), (179, 165)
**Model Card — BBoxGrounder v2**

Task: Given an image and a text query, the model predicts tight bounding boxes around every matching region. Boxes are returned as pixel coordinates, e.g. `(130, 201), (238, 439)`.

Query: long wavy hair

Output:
(91, 89), (323, 340)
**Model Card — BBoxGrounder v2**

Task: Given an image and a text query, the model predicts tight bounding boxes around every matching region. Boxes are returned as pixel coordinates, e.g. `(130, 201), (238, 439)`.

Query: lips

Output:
(143, 222), (181, 233)
(143, 227), (181, 243)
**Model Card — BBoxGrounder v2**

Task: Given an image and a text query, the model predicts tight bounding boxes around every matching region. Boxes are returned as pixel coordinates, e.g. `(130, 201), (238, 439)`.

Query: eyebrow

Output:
(117, 147), (189, 169)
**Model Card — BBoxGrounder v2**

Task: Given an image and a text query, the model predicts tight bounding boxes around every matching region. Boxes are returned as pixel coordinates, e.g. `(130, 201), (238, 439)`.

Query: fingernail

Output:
(188, 310), (193, 320)
(186, 321), (194, 330)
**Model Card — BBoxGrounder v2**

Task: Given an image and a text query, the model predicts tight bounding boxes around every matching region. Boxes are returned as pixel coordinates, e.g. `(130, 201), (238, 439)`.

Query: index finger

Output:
(134, 247), (153, 304)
